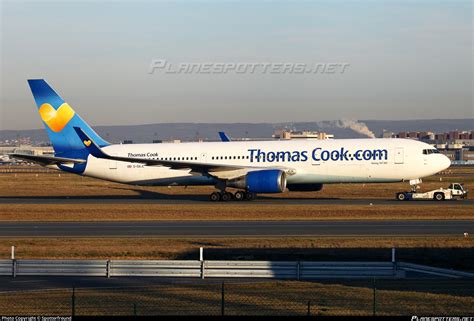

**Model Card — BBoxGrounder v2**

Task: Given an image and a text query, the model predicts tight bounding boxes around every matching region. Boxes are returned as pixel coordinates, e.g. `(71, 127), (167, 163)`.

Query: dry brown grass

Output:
(1, 203), (473, 221)
(1, 237), (471, 260)
(1, 280), (472, 315)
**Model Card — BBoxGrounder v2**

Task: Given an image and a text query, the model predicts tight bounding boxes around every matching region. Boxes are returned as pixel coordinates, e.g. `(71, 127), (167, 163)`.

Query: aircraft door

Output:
(107, 151), (118, 169)
(394, 147), (404, 164)
(109, 160), (117, 169)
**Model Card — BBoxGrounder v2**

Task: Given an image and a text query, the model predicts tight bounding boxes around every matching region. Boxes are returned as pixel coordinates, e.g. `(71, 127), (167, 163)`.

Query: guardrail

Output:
(0, 260), (12, 276)
(16, 259), (108, 277)
(397, 262), (474, 278)
(1, 259), (472, 279)
(299, 261), (398, 279)
(204, 260), (298, 279)
(111, 260), (202, 277)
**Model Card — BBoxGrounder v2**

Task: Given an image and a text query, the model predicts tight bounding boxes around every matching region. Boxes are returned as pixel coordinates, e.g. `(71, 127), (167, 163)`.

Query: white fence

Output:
(0, 259), (472, 279)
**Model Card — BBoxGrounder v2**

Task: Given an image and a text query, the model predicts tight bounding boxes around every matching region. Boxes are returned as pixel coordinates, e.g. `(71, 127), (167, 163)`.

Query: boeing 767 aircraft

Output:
(11, 79), (451, 201)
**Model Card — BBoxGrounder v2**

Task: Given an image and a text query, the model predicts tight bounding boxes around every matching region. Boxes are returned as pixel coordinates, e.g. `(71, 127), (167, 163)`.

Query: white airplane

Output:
(11, 79), (451, 201)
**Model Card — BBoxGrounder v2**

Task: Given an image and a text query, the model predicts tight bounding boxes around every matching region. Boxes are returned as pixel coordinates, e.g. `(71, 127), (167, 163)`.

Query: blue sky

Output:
(1, 0), (472, 129)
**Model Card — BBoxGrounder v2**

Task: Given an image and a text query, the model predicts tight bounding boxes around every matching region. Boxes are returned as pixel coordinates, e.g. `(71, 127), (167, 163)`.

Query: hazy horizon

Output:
(1, 1), (472, 130)
(1, 117), (474, 133)
(1, 118), (472, 133)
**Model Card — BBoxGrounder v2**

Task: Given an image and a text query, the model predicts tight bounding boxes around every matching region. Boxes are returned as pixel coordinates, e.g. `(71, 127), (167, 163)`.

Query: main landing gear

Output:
(209, 191), (257, 202)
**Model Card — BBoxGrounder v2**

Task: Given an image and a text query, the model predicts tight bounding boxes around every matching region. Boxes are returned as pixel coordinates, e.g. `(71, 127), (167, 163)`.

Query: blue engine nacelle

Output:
(227, 169), (287, 193)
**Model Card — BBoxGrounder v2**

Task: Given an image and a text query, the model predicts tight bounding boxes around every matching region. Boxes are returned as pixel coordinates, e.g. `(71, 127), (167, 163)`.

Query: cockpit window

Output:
(423, 149), (440, 155)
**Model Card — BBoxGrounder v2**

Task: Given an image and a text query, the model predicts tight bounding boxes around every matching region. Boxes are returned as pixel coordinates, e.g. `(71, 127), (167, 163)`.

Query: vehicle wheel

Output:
(396, 192), (406, 201)
(221, 192), (232, 202)
(234, 191), (245, 201)
(245, 192), (257, 201)
(434, 192), (445, 201)
(210, 192), (221, 202)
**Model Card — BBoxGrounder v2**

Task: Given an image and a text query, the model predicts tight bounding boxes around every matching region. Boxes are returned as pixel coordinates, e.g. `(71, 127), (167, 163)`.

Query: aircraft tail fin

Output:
(27, 79), (109, 157)
(219, 131), (231, 142)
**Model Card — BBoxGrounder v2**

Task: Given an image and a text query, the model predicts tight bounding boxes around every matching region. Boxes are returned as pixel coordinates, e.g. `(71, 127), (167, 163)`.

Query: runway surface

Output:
(1, 220), (472, 237)
(1, 196), (473, 205)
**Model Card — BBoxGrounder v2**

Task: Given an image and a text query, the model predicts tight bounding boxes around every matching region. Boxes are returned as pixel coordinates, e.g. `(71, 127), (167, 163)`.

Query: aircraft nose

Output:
(439, 154), (451, 171)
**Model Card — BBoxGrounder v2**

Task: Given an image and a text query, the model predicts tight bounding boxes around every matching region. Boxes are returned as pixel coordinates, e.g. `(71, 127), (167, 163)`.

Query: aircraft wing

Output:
(73, 127), (294, 179)
(9, 153), (86, 166)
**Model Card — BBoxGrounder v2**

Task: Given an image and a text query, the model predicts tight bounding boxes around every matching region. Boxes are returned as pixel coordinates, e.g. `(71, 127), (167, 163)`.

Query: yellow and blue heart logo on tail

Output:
(83, 140), (92, 147)
(38, 103), (75, 132)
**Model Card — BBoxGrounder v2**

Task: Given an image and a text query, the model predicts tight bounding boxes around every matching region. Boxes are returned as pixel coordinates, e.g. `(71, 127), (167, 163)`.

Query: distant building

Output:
(0, 145), (54, 164)
(381, 130), (474, 165)
(387, 130), (474, 145)
(272, 130), (334, 140)
(382, 130), (394, 138)
(0, 145), (54, 156)
(438, 146), (474, 165)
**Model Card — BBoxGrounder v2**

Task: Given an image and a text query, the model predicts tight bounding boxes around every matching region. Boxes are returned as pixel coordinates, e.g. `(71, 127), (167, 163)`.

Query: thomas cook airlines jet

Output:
(11, 79), (451, 201)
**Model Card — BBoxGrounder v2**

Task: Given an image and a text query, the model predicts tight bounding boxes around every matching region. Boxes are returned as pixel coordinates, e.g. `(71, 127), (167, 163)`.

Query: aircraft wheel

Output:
(234, 191), (245, 201)
(245, 192), (257, 201)
(221, 192), (232, 202)
(210, 192), (221, 202)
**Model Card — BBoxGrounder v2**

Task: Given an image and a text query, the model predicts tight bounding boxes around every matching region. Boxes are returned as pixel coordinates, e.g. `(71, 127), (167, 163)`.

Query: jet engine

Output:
(227, 169), (287, 193)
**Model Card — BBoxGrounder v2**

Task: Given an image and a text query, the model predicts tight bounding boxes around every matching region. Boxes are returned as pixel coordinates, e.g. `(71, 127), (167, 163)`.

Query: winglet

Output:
(73, 126), (108, 159)
(218, 131), (231, 142)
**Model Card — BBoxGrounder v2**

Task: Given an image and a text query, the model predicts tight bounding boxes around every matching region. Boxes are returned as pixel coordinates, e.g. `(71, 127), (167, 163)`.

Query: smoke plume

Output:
(335, 119), (376, 138)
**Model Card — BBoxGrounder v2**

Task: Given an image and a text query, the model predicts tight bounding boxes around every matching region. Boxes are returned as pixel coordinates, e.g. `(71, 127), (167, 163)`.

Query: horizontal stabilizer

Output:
(9, 153), (86, 166)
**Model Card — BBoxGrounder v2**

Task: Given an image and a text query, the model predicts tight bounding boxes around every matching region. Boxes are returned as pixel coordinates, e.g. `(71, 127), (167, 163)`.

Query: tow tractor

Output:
(396, 182), (468, 201)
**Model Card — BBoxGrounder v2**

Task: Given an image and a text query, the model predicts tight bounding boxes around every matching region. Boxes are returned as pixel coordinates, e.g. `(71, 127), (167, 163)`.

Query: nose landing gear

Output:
(409, 178), (422, 192)
(209, 191), (257, 202)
